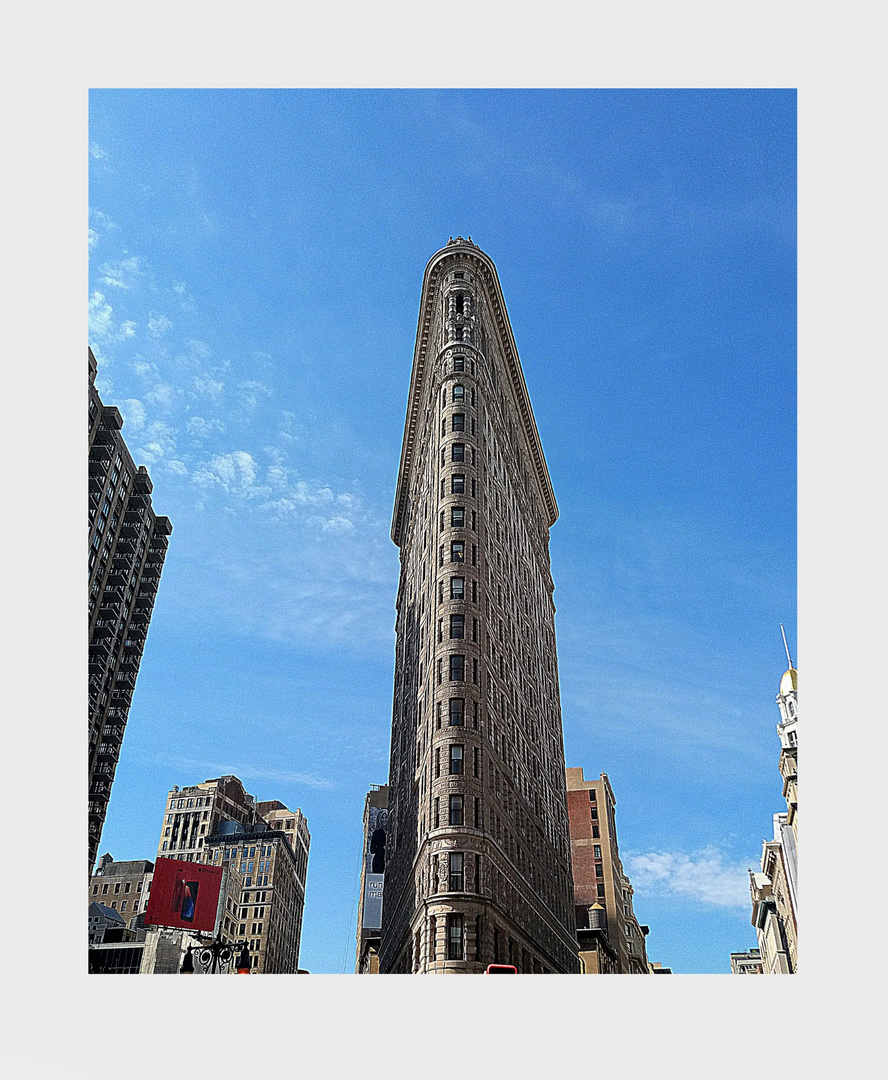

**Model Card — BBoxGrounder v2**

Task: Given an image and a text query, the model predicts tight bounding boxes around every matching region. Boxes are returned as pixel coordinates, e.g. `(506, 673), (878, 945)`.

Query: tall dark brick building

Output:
(88, 348), (171, 872)
(380, 238), (579, 973)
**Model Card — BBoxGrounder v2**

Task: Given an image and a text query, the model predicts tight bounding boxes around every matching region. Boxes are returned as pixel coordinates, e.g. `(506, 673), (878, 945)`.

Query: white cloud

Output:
(88, 291), (114, 338)
(164, 460), (188, 476)
(117, 398), (147, 432)
(146, 382), (180, 408)
(192, 374), (225, 399)
(186, 415), (225, 440)
(187, 338), (212, 359)
(120, 320), (136, 338)
(99, 255), (145, 290)
(89, 143), (109, 160)
(237, 380), (272, 408)
(133, 421), (178, 466)
(322, 516), (355, 532)
(193, 451), (266, 499)
(624, 846), (754, 909)
(147, 314), (172, 336)
(88, 228), (98, 251)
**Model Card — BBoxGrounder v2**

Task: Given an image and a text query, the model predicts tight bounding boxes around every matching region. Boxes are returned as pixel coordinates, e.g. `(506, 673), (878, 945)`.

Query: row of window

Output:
(440, 506), (475, 530)
(443, 540), (476, 564)
(433, 793), (480, 828)
(438, 613), (478, 641)
(442, 474), (475, 497)
(441, 414), (476, 436)
(436, 655), (479, 682)
(441, 443), (475, 465)
(441, 384), (476, 406)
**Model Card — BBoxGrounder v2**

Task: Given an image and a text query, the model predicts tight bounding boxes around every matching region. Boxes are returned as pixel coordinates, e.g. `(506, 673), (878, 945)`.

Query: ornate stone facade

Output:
(749, 636), (798, 974)
(380, 239), (578, 974)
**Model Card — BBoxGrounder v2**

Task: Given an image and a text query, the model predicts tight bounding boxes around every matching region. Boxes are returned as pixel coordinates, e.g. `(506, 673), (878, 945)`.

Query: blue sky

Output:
(89, 89), (795, 975)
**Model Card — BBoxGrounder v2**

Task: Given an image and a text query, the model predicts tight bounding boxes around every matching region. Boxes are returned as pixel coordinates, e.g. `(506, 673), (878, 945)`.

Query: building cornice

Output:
(391, 241), (558, 545)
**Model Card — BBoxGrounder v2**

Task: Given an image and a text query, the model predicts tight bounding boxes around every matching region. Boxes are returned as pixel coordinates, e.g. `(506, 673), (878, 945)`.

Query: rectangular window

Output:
(452, 413), (465, 432)
(450, 655), (465, 681)
(450, 577), (465, 600)
(474, 797), (481, 827)
(449, 744), (464, 775)
(592, 826), (600, 838)
(452, 443), (465, 462)
(449, 794), (464, 826)
(435, 746), (441, 778)
(590, 806), (598, 819)
(450, 540), (465, 562)
(449, 852), (464, 891)
(472, 617), (478, 642)
(473, 746), (480, 778)
(451, 474), (465, 494)
(434, 798), (440, 828)
(595, 864), (603, 878)
(472, 544), (477, 566)
(449, 698), (464, 725)
(472, 579), (477, 603)
(471, 510), (476, 530)
(451, 506), (465, 528)
(594, 845), (602, 858)
(453, 356), (465, 372)
(450, 614), (465, 639)
(452, 384), (465, 401)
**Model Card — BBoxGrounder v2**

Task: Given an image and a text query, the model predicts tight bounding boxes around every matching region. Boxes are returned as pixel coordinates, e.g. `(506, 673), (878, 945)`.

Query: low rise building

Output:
(88, 855), (154, 927)
(565, 767), (651, 974)
(730, 948), (764, 974)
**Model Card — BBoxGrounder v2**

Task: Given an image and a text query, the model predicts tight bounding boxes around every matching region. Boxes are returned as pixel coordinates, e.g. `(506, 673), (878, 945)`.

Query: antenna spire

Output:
(780, 623), (794, 669)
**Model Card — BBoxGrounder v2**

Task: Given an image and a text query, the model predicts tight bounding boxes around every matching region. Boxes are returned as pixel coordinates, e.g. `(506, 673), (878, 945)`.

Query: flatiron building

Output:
(380, 238), (578, 973)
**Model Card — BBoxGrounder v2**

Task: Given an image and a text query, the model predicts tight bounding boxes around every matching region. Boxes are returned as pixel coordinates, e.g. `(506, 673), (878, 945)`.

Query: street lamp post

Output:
(179, 935), (251, 974)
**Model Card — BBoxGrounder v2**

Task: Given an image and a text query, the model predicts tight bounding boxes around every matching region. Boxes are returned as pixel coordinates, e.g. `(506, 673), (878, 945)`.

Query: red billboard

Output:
(145, 858), (224, 934)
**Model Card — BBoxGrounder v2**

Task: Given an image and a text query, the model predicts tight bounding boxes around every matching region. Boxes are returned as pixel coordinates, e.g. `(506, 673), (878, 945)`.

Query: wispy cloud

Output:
(88, 291), (115, 338)
(130, 751), (334, 791)
(624, 846), (754, 909)
(99, 255), (146, 290)
(89, 143), (109, 160)
(147, 313), (173, 336)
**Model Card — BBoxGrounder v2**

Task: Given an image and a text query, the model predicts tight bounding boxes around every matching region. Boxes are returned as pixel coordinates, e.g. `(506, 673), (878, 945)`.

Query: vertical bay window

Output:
(449, 655), (465, 681)
(452, 413), (465, 432)
(448, 794), (464, 826)
(452, 443), (465, 462)
(451, 474), (465, 494)
(450, 614), (465, 639)
(448, 698), (465, 726)
(450, 576), (465, 600)
(449, 852), (464, 891)
(451, 506), (465, 528)
(449, 744), (464, 774)
(450, 540), (465, 562)
(447, 914), (464, 960)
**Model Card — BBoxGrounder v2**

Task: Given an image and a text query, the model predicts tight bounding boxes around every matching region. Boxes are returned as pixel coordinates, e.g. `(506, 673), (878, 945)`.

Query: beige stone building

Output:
(381, 238), (578, 974)
(730, 948), (764, 974)
(150, 776), (310, 973)
(88, 855), (154, 928)
(749, 634), (798, 974)
(565, 767), (650, 974)
(156, 775), (257, 862)
(204, 818), (308, 973)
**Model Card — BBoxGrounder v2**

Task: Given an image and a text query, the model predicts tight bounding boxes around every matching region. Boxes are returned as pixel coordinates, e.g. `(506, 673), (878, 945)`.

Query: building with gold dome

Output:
(748, 629), (798, 973)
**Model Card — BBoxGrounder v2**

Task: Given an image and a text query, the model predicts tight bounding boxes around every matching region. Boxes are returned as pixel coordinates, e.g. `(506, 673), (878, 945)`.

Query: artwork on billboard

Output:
(145, 857), (224, 934)
(362, 806), (388, 930)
